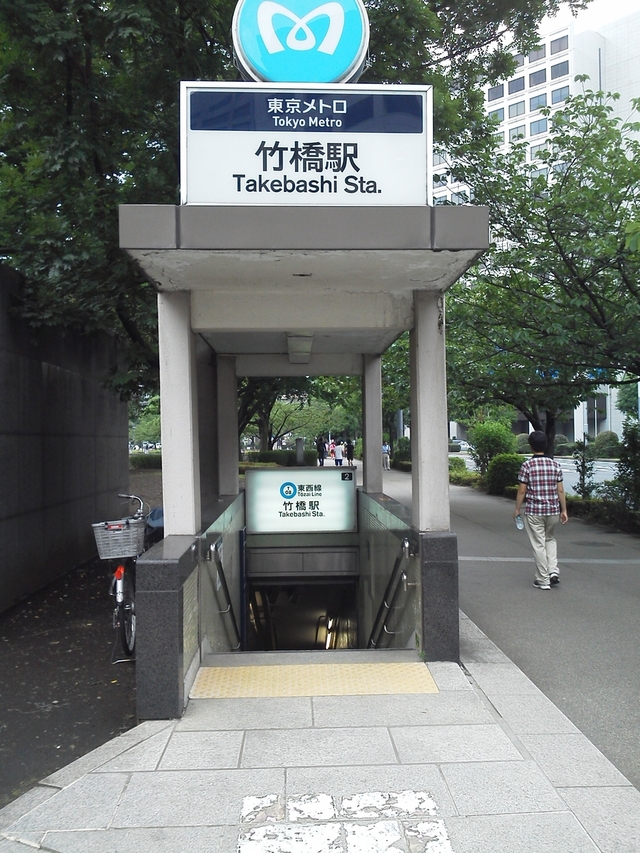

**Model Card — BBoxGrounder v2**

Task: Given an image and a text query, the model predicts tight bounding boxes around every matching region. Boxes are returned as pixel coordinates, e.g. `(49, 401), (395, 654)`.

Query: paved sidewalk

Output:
(2, 618), (639, 852)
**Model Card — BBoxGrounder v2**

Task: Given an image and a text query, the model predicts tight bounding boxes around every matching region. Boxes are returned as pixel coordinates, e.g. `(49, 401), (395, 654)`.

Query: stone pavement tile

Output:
(459, 613), (491, 641)
(440, 760), (566, 815)
(426, 661), (473, 691)
(112, 768), (284, 828)
(0, 839), (41, 852)
(241, 727), (397, 768)
(94, 728), (174, 772)
(312, 691), (494, 728)
(285, 764), (458, 816)
(489, 693), (580, 736)
(460, 636), (512, 663)
(390, 724), (523, 764)
(559, 786), (640, 853)
(177, 697), (313, 730)
(463, 661), (544, 697)
(445, 812), (600, 853)
(3, 774), (128, 834)
(0, 787), (58, 832)
(41, 825), (239, 853)
(40, 721), (175, 788)
(157, 731), (244, 770)
(519, 734), (631, 787)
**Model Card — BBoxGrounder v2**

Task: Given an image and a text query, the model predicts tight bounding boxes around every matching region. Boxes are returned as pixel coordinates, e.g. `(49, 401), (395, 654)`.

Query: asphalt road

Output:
(455, 452), (618, 496)
(384, 470), (640, 791)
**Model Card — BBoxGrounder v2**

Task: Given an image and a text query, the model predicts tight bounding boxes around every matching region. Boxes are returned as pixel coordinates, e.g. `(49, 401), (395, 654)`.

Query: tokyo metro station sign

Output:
(181, 82), (432, 205)
(180, 0), (432, 206)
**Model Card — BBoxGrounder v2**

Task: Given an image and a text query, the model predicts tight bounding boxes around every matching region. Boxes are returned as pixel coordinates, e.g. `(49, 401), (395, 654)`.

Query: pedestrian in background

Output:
(334, 441), (343, 466)
(382, 441), (391, 470)
(316, 435), (326, 467)
(345, 439), (354, 466)
(514, 430), (568, 589)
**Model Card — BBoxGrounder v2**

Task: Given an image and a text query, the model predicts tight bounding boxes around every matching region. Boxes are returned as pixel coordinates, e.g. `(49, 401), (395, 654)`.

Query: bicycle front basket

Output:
(92, 517), (145, 559)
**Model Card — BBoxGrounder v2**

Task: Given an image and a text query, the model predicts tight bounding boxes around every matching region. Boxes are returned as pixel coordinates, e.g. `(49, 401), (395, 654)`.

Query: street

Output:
(455, 452), (618, 496)
(383, 468), (640, 791)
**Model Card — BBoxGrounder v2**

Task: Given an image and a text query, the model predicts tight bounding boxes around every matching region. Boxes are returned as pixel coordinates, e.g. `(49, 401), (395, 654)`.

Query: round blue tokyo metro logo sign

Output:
(232, 0), (370, 83)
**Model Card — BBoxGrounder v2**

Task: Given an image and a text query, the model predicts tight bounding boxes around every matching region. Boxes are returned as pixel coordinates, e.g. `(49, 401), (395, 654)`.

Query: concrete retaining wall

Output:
(0, 265), (129, 612)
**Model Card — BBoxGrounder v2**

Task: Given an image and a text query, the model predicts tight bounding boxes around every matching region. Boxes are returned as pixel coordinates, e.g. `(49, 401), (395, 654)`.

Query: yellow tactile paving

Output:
(190, 662), (438, 699)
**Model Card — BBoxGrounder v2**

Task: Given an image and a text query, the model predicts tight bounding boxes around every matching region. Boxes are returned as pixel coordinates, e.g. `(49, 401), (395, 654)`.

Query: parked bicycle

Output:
(92, 494), (163, 661)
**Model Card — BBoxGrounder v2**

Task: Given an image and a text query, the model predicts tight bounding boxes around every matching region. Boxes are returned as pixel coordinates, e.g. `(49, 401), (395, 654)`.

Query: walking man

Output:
(514, 430), (568, 589)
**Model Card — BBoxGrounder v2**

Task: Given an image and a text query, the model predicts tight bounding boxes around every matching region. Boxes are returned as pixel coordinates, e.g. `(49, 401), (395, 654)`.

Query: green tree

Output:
(616, 379), (640, 420)
(238, 377), (313, 451)
(0, 0), (587, 397)
(130, 395), (161, 445)
(449, 87), (640, 392)
(468, 421), (516, 475)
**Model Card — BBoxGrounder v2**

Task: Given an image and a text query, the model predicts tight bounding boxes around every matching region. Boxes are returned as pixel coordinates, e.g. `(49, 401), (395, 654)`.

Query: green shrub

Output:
(485, 453), (523, 496)
(592, 430), (620, 459)
(449, 456), (467, 472)
(246, 449), (317, 466)
(448, 442), (461, 452)
(394, 460), (412, 472)
(555, 433), (569, 446)
(354, 438), (363, 459)
(394, 436), (411, 462)
(516, 433), (531, 451)
(129, 451), (162, 470)
(554, 443), (574, 456)
(449, 469), (481, 487)
(615, 420), (640, 511)
(468, 422), (517, 475)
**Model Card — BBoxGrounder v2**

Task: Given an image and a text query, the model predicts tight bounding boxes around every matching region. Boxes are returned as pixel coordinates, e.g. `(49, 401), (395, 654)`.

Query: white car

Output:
(452, 440), (470, 451)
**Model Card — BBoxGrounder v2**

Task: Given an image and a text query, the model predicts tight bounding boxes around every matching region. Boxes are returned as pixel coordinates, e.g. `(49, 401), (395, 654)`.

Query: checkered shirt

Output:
(518, 455), (563, 516)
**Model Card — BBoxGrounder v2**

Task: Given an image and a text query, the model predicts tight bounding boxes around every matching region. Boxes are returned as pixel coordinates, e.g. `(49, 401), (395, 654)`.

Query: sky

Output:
(550, 0), (640, 30)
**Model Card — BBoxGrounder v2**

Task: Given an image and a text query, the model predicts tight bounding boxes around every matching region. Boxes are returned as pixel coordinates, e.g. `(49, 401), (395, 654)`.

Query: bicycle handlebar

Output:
(118, 494), (145, 517)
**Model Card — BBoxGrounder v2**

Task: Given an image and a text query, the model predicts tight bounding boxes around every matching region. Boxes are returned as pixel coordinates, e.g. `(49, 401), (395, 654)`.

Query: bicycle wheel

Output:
(117, 567), (136, 656)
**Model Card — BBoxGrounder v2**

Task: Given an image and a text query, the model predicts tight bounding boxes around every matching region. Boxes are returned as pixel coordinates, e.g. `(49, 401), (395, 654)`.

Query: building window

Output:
(451, 191), (467, 205)
(550, 35), (568, 54)
(531, 167), (549, 180)
(530, 142), (547, 160)
(530, 93), (547, 111)
(552, 85), (570, 104)
(528, 45), (546, 62)
(513, 53), (525, 67)
(508, 76), (525, 94)
(488, 83), (504, 101)
(551, 61), (569, 79)
(493, 130), (505, 144)
(433, 195), (448, 205)
(530, 118), (548, 136)
(509, 124), (526, 141)
(433, 152), (446, 166)
(529, 69), (547, 87)
(508, 101), (525, 118)
(489, 107), (504, 122)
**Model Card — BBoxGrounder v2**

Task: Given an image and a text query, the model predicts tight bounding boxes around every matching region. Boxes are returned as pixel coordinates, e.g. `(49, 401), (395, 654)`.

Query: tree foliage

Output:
(0, 0), (588, 397)
(446, 88), (640, 441)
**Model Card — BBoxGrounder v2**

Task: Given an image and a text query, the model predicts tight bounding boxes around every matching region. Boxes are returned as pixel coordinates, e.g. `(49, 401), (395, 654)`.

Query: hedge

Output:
(130, 451), (162, 470)
(244, 449), (318, 466)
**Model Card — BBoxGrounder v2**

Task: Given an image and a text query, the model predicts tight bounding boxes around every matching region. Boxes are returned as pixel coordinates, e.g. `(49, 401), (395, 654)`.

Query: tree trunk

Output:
(544, 410), (557, 458)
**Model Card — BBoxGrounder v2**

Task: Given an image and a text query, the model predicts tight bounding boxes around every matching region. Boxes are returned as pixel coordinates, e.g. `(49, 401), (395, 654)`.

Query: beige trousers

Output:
(523, 514), (560, 585)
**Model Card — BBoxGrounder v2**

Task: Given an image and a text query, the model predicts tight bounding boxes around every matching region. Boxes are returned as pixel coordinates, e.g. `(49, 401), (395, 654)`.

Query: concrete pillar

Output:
(410, 292), (450, 531)
(362, 354), (383, 494)
(158, 291), (201, 535)
(217, 355), (239, 496)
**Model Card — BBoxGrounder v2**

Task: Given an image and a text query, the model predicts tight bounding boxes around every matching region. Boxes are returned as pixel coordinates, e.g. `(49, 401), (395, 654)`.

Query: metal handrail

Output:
(210, 542), (241, 651)
(367, 537), (416, 649)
